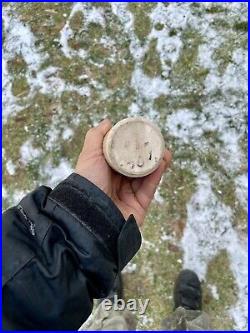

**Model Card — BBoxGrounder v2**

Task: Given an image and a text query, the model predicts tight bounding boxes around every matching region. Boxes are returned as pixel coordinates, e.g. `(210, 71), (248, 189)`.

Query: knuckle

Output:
(87, 127), (96, 134)
(86, 127), (96, 138)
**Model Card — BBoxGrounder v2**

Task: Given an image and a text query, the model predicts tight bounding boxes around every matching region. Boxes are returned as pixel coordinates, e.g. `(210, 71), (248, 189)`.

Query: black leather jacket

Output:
(2, 173), (141, 330)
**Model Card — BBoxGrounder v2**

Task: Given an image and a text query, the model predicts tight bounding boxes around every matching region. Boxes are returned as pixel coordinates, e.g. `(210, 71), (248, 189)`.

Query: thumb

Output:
(82, 119), (112, 152)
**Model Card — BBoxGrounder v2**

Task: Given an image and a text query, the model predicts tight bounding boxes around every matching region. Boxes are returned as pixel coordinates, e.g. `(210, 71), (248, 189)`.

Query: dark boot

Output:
(173, 269), (202, 311)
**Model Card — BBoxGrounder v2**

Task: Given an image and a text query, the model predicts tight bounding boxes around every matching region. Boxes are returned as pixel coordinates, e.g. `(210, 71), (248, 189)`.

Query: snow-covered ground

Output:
(2, 2), (248, 330)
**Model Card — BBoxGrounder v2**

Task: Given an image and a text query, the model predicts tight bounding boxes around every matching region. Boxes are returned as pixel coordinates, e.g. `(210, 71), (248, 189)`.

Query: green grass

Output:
(128, 3), (154, 42)
(69, 10), (84, 31)
(143, 39), (162, 77)
(213, 32), (247, 75)
(171, 28), (209, 94)
(233, 21), (248, 32)
(204, 250), (237, 330)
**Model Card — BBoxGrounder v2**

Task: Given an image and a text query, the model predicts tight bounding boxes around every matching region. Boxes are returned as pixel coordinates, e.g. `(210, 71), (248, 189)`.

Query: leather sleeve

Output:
(2, 173), (141, 330)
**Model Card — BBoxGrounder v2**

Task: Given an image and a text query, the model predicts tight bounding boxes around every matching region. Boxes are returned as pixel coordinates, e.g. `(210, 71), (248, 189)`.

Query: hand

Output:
(75, 119), (172, 227)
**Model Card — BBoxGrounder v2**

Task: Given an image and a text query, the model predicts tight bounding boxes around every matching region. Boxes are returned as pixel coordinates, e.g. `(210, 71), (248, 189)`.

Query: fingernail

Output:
(101, 118), (112, 126)
(100, 117), (109, 122)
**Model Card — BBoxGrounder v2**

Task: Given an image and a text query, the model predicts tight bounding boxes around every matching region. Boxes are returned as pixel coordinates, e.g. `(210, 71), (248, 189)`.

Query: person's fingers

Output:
(136, 161), (165, 208)
(131, 178), (143, 193)
(95, 118), (113, 135)
(130, 149), (171, 193)
(82, 119), (112, 152)
(135, 149), (171, 209)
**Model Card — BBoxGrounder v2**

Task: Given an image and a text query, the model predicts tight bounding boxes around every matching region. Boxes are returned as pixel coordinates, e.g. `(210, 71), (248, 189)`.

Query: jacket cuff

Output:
(48, 173), (141, 269)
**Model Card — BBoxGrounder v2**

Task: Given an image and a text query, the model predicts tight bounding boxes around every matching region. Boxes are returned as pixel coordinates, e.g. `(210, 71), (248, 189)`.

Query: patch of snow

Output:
(122, 262), (137, 274)
(35, 66), (90, 97)
(100, 36), (115, 48)
(154, 188), (164, 204)
(208, 284), (220, 301)
(166, 109), (205, 144)
(142, 238), (157, 251)
(84, 6), (105, 27)
(3, 4), (90, 122)
(59, 2), (105, 59)
(62, 128), (74, 140)
(234, 174), (248, 212)
(6, 160), (16, 176)
(167, 101), (246, 174)
(153, 2), (190, 30)
(160, 233), (174, 242)
(219, 130), (243, 173)
(69, 80), (90, 96)
(99, 87), (113, 100)
(233, 48), (248, 71)
(140, 315), (153, 326)
(2, 6), (45, 121)
(182, 170), (230, 277)
(111, 3), (148, 62)
(40, 158), (73, 188)
(131, 68), (169, 100)
(222, 49), (248, 94)
(128, 68), (167, 120)
(60, 23), (80, 58)
(113, 2), (183, 120)
(59, 3), (86, 59)
(46, 125), (61, 151)
(12, 190), (26, 205)
(198, 43), (218, 71)
(203, 47), (248, 96)
(149, 3), (188, 68)
(3, 6), (44, 72)
(128, 102), (140, 117)
(228, 235), (248, 330)
(154, 177), (164, 204)
(20, 140), (42, 165)
(2, 187), (7, 199)
(203, 72), (221, 94)
(156, 34), (183, 68)
(35, 67), (66, 96)
(2, 57), (21, 121)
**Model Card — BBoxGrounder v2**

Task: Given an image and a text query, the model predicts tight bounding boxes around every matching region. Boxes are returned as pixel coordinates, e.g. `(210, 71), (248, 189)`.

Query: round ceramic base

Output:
(103, 117), (165, 177)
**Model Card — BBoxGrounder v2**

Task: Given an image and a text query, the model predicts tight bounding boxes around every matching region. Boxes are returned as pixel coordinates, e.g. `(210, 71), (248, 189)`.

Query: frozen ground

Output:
(2, 2), (248, 330)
